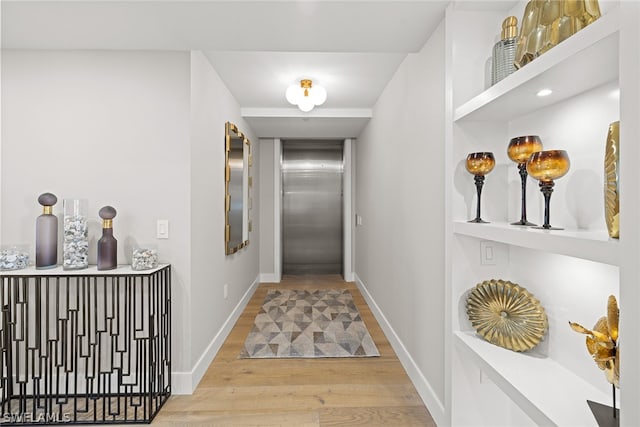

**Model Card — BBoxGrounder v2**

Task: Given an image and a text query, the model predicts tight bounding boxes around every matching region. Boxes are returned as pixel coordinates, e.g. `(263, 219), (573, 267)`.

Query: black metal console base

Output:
(0, 265), (171, 424)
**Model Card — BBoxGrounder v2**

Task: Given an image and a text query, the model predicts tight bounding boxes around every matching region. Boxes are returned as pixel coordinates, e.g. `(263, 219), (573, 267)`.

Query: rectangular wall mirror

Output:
(225, 121), (252, 255)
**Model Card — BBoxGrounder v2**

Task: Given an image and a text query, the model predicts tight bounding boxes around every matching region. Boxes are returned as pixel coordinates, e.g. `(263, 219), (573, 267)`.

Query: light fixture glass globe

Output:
(286, 79), (326, 112)
(298, 99), (315, 112)
(312, 85), (327, 105)
(285, 85), (301, 105)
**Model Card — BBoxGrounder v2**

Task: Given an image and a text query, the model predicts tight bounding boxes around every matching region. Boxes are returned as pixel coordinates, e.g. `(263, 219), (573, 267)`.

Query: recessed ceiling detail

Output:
(2, 0), (449, 138)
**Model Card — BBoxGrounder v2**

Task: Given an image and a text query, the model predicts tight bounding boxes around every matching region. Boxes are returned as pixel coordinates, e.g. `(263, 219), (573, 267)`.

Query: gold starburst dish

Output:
(466, 279), (548, 352)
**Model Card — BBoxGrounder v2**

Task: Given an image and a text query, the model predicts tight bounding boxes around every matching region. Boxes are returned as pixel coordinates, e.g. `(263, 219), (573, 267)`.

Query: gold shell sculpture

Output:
(569, 295), (619, 388)
(466, 279), (548, 352)
(604, 121), (619, 238)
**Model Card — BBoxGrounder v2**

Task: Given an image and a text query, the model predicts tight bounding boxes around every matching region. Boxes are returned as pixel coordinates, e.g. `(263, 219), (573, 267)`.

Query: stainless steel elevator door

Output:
(282, 141), (344, 275)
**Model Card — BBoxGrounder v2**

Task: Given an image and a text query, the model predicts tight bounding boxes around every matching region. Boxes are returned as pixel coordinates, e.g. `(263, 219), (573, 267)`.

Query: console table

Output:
(0, 265), (171, 424)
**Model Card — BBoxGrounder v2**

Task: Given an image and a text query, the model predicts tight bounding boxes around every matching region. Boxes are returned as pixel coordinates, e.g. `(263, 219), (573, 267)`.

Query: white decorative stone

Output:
(63, 215), (88, 269)
(0, 248), (29, 270)
(132, 248), (158, 271)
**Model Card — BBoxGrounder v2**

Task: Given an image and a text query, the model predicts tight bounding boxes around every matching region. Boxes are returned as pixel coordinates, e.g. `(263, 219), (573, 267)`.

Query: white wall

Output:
(1, 49), (193, 372)
(1, 49), (260, 392)
(189, 50), (259, 370)
(258, 138), (276, 280)
(354, 20), (446, 424)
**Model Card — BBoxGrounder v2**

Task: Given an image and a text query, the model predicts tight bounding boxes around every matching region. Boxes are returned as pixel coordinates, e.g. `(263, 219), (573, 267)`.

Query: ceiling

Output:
(2, 0), (450, 139)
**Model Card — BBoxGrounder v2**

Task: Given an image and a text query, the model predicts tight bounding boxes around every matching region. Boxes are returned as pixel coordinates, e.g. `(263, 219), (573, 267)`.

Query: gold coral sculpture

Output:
(569, 295), (619, 388)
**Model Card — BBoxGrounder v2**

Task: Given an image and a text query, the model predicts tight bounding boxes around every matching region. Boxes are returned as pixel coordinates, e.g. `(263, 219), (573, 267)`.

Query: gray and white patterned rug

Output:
(239, 289), (380, 359)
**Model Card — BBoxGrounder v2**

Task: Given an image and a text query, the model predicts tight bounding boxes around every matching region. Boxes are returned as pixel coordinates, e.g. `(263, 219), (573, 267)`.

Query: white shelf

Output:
(454, 331), (611, 427)
(0, 264), (170, 276)
(454, 6), (620, 122)
(453, 220), (619, 266)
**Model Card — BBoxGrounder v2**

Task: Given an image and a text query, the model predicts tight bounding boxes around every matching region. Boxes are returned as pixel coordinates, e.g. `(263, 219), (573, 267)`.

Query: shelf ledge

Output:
(455, 331), (611, 427)
(454, 6), (620, 122)
(453, 220), (619, 266)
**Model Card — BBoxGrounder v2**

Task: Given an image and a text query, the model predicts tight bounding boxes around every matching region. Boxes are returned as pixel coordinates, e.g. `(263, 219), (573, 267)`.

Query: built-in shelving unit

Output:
(455, 331), (610, 427)
(454, 220), (619, 266)
(445, 1), (640, 425)
(453, 7), (620, 123)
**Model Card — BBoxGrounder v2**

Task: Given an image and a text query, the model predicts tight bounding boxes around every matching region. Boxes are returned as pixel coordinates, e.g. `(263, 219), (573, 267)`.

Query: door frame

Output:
(273, 138), (354, 281)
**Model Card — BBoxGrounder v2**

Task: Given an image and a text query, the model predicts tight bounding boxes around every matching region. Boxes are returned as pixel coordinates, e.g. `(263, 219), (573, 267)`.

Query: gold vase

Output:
(604, 121), (620, 239)
(515, 0), (601, 69)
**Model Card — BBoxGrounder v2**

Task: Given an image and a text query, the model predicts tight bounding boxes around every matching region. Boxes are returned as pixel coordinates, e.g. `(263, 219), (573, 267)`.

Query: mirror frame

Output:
(225, 121), (252, 255)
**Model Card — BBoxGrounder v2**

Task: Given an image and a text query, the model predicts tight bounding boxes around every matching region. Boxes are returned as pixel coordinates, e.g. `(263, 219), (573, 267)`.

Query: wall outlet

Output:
(224, 283), (229, 300)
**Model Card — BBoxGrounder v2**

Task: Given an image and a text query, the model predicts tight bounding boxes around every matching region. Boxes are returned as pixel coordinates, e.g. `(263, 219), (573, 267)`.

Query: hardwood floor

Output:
(153, 275), (436, 426)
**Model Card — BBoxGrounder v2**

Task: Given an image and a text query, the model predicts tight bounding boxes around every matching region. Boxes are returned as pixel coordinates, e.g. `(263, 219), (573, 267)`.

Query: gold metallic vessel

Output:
(515, 0), (601, 68)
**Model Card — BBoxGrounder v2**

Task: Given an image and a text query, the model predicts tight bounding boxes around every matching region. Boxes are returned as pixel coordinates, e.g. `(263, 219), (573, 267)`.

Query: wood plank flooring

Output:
(152, 275), (436, 426)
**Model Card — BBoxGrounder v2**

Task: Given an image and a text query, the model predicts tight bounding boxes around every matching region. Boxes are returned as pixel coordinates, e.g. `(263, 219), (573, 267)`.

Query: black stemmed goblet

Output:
(508, 135), (543, 226)
(466, 152), (495, 223)
(527, 150), (570, 230)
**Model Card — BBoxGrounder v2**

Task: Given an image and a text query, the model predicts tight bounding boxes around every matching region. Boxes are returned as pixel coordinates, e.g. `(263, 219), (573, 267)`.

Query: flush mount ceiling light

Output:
(286, 79), (327, 112)
(536, 88), (553, 97)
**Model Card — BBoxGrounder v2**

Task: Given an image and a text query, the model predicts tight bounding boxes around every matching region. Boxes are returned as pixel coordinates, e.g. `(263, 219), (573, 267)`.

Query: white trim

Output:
(241, 107), (372, 119)
(443, 5), (454, 426)
(354, 273), (445, 426)
(343, 139), (354, 282)
(170, 371), (192, 395)
(273, 138), (282, 282)
(259, 273), (278, 283)
(171, 275), (260, 394)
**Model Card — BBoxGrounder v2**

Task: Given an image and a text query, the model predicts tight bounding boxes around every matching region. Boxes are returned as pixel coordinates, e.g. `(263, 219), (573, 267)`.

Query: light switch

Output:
(356, 215), (363, 226)
(157, 220), (169, 239)
(480, 241), (496, 265)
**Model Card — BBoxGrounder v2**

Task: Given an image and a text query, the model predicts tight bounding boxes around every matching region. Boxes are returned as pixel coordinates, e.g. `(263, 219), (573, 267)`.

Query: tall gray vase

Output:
(35, 192), (58, 269)
(97, 206), (117, 270)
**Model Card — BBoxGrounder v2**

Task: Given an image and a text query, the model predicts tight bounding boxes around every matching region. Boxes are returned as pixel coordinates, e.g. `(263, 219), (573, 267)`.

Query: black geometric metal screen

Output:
(0, 266), (171, 424)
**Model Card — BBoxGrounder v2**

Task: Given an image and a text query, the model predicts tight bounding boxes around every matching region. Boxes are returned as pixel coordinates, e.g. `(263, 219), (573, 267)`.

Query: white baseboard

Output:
(171, 371), (192, 395)
(354, 273), (446, 426)
(171, 275), (260, 394)
(259, 273), (279, 283)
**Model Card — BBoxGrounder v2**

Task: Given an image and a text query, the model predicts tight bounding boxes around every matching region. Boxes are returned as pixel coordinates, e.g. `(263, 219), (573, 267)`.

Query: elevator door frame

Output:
(281, 140), (344, 275)
(272, 138), (354, 282)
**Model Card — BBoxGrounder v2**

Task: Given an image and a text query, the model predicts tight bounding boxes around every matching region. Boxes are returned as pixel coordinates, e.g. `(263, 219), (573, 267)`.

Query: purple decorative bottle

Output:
(36, 192), (58, 269)
(97, 206), (117, 270)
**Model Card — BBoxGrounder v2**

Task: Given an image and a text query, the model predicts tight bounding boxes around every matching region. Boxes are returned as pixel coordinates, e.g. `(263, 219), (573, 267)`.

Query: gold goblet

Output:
(508, 135), (543, 226)
(526, 150), (570, 230)
(466, 152), (495, 223)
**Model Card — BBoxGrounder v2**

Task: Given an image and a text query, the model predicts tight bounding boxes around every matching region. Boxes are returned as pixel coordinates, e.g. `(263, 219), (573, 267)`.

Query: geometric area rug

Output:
(239, 289), (380, 359)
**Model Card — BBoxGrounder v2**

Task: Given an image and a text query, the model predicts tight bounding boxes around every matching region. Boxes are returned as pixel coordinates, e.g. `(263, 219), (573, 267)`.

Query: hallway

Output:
(154, 276), (436, 426)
